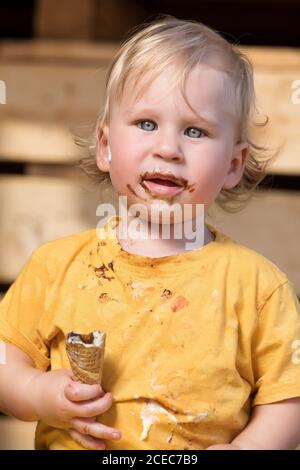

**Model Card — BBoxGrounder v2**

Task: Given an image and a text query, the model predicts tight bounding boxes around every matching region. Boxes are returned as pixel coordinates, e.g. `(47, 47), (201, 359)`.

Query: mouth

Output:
(140, 171), (187, 198)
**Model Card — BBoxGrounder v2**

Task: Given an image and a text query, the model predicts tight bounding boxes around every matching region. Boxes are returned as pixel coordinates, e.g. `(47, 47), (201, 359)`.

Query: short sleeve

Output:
(0, 252), (51, 371)
(251, 280), (300, 406)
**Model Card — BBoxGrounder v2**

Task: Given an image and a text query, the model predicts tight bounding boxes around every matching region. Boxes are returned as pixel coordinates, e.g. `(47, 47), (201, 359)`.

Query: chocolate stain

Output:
(94, 264), (114, 281)
(108, 261), (114, 271)
(99, 293), (110, 303)
(96, 242), (106, 255)
(99, 292), (118, 303)
(161, 289), (173, 299)
(139, 175), (198, 204)
(118, 179), (199, 225)
(185, 182), (196, 191)
(141, 172), (187, 188)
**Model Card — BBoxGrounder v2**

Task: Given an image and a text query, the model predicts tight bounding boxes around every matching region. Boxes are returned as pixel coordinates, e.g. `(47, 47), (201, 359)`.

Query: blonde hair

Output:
(77, 15), (276, 213)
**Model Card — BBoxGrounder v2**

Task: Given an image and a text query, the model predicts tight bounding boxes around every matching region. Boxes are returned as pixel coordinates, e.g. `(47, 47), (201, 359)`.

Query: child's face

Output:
(97, 63), (248, 221)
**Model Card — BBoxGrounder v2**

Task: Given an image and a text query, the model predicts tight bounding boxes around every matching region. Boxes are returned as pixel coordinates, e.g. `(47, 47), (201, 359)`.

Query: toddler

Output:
(1, 16), (300, 450)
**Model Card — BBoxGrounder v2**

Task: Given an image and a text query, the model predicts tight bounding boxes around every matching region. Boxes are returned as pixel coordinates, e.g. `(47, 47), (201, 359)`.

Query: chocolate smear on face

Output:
(139, 174), (198, 204)
(186, 182), (196, 191)
(139, 178), (180, 204)
(141, 172), (187, 188)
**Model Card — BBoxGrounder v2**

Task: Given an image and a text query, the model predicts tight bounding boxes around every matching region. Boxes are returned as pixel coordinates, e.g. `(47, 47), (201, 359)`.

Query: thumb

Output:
(64, 381), (104, 402)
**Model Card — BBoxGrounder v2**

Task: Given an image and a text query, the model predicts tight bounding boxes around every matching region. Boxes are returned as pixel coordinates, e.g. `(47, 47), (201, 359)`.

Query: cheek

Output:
(110, 158), (132, 192)
(110, 128), (148, 171)
(109, 134), (141, 188)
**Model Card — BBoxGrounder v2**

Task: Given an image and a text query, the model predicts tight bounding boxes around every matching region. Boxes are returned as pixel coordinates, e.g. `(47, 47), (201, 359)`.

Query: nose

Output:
(152, 129), (184, 163)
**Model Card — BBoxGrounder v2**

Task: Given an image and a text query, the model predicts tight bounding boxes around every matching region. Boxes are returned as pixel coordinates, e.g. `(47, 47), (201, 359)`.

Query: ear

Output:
(223, 142), (249, 190)
(96, 125), (110, 172)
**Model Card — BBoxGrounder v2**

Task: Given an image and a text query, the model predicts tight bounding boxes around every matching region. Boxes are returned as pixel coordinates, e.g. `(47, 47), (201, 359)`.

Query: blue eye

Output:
(137, 120), (157, 131)
(185, 127), (205, 138)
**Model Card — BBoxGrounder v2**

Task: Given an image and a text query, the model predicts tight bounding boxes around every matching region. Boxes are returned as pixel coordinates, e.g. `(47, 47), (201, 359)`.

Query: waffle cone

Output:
(66, 332), (106, 385)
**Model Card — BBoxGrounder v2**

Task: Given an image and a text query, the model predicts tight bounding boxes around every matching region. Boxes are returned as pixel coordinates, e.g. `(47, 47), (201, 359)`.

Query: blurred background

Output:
(0, 0), (300, 450)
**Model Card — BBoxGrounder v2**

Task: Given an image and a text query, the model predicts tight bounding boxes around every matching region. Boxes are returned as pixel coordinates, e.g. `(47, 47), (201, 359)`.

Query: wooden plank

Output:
(0, 62), (107, 162)
(0, 416), (35, 450)
(0, 41), (116, 163)
(0, 40), (119, 64)
(33, 0), (145, 42)
(0, 117), (82, 163)
(239, 46), (300, 175)
(0, 175), (104, 282)
(93, 0), (146, 41)
(240, 46), (300, 68)
(26, 163), (84, 179)
(208, 189), (300, 295)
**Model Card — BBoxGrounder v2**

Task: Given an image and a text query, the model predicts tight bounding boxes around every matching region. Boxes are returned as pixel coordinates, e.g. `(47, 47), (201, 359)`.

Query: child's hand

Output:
(29, 369), (121, 449)
(64, 378), (122, 449)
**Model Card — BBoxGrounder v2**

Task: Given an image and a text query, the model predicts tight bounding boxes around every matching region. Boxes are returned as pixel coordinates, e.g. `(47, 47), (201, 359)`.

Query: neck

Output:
(115, 212), (215, 258)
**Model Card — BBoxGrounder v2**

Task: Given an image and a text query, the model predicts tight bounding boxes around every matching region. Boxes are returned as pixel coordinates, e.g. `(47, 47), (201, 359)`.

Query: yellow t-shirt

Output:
(1, 216), (300, 450)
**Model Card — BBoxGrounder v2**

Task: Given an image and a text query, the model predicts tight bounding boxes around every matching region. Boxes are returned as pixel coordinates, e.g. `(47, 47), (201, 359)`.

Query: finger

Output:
(72, 392), (113, 418)
(65, 381), (103, 402)
(69, 428), (106, 450)
(71, 417), (121, 441)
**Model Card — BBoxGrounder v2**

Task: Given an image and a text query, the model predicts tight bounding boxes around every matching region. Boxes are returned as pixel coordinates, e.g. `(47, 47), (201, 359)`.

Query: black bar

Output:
(0, 449), (299, 465)
(0, 161), (26, 175)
